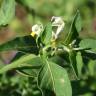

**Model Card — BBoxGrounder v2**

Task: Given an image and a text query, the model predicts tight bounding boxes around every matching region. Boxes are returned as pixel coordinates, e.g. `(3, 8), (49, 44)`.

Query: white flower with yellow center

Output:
(31, 24), (43, 37)
(51, 16), (65, 40)
(31, 16), (65, 41)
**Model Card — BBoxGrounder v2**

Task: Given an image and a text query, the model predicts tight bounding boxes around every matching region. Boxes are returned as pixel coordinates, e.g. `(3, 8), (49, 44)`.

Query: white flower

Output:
(31, 24), (43, 37)
(51, 16), (65, 39)
(31, 16), (65, 40)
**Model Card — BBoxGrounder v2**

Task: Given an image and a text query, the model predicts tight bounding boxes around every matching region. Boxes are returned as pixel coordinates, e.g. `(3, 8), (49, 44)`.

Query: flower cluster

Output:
(31, 16), (65, 40)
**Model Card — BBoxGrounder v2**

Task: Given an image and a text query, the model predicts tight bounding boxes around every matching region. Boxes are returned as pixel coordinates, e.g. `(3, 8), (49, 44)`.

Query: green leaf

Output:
(64, 11), (79, 45)
(49, 55), (68, 66)
(88, 48), (96, 53)
(69, 51), (78, 79)
(0, 0), (15, 26)
(75, 12), (82, 33)
(76, 52), (83, 78)
(0, 36), (38, 54)
(79, 39), (96, 49)
(38, 61), (72, 96)
(41, 23), (52, 45)
(16, 56), (43, 77)
(0, 54), (42, 76)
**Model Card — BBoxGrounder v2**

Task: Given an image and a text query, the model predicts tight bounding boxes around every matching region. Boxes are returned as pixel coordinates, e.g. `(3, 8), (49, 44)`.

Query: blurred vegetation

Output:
(0, 0), (96, 96)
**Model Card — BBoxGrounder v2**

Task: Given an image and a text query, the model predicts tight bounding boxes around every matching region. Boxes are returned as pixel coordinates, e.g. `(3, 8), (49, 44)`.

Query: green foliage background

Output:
(0, 0), (96, 96)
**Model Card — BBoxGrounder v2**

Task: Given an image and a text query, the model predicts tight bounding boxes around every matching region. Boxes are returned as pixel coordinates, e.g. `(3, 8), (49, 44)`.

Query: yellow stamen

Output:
(30, 32), (36, 37)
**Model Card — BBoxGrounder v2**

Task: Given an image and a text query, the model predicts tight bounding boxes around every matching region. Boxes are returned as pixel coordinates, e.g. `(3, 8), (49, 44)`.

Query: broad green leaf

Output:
(75, 12), (82, 33)
(16, 56), (43, 77)
(0, 36), (38, 54)
(41, 23), (52, 45)
(0, 54), (42, 76)
(50, 53), (78, 80)
(38, 61), (72, 96)
(76, 52), (83, 78)
(79, 39), (96, 50)
(0, 0), (15, 26)
(64, 11), (79, 45)
(11, 51), (42, 77)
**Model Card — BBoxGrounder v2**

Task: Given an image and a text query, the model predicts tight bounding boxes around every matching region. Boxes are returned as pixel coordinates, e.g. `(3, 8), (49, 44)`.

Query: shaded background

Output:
(0, 0), (96, 96)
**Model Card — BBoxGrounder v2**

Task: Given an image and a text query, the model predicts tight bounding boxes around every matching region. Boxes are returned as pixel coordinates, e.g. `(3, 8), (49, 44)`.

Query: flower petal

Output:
(31, 24), (43, 36)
